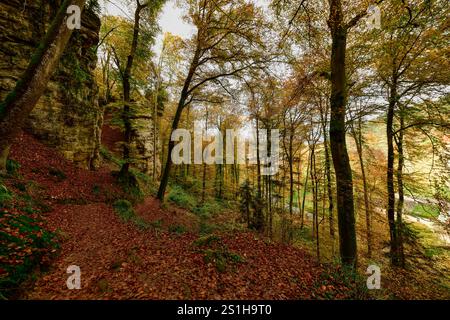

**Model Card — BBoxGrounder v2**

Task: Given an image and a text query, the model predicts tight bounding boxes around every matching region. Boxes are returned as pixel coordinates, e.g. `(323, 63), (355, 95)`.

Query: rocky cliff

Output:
(0, 0), (102, 169)
(129, 102), (161, 177)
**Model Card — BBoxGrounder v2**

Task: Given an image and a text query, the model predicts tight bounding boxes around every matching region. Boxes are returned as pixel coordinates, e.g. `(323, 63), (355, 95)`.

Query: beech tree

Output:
(108, 0), (165, 182)
(157, 0), (271, 200)
(327, 0), (385, 267)
(374, 0), (449, 266)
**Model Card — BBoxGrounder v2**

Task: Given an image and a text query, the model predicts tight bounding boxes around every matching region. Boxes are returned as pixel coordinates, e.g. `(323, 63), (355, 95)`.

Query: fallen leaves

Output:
(6, 131), (359, 300)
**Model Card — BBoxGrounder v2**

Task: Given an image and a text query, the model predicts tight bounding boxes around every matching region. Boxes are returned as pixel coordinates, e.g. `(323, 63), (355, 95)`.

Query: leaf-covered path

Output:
(25, 202), (321, 300)
(7, 132), (342, 300)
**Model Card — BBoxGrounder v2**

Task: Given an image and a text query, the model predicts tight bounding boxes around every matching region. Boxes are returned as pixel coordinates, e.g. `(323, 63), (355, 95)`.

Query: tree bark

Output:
(320, 105), (335, 255)
(120, 2), (148, 177)
(395, 108), (406, 267)
(300, 148), (310, 229)
(201, 109), (208, 203)
(351, 117), (372, 258)
(256, 117), (262, 198)
(0, 0), (86, 172)
(310, 143), (320, 261)
(157, 47), (201, 200)
(328, 0), (357, 267)
(288, 131), (294, 242)
(387, 81), (400, 266)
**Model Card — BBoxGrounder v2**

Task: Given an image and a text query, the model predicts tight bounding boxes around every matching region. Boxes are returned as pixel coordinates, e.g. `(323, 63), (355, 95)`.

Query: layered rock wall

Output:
(0, 0), (102, 169)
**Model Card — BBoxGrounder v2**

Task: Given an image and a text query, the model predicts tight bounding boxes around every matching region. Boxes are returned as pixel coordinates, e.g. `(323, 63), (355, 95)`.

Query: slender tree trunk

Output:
(329, 0), (357, 267)
(157, 47), (201, 201)
(387, 81), (400, 266)
(297, 157), (302, 212)
(185, 105), (191, 178)
(216, 128), (224, 199)
(157, 93), (188, 200)
(152, 52), (164, 181)
(120, 3), (148, 178)
(0, 0), (86, 172)
(288, 131), (294, 242)
(152, 80), (159, 180)
(234, 149), (240, 197)
(310, 144), (316, 239)
(256, 117), (262, 198)
(395, 109), (406, 267)
(267, 126), (273, 237)
(310, 143), (320, 261)
(201, 109), (208, 203)
(320, 106), (335, 255)
(301, 148), (311, 229)
(352, 118), (372, 258)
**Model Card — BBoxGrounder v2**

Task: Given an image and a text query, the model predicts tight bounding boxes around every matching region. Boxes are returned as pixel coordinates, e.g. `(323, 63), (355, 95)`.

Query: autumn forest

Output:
(0, 0), (449, 302)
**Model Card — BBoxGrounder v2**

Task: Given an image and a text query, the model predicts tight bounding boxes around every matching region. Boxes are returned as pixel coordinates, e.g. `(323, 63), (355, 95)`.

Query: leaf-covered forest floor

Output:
(1, 131), (448, 300)
(1, 131), (360, 300)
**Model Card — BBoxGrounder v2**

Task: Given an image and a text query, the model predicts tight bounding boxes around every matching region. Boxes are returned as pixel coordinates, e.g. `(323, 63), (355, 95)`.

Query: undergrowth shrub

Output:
(112, 199), (159, 231)
(193, 200), (223, 218)
(0, 188), (58, 299)
(0, 183), (13, 207)
(168, 224), (187, 234)
(6, 160), (21, 176)
(113, 199), (135, 221)
(168, 185), (197, 210)
(100, 146), (123, 166)
(314, 264), (370, 300)
(192, 234), (244, 272)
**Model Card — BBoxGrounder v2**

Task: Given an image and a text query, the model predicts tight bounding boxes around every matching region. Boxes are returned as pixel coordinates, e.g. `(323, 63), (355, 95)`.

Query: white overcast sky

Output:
(99, 0), (196, 53)
(99, 0), (269, 53)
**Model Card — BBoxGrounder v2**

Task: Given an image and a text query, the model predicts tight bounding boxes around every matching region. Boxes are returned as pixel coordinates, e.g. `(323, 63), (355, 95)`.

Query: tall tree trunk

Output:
(157, 93), (188, 200)
(288, 131), (294, 242)
(267, 126), (273, 237)
(310, 143), (320, 261)
(310, 144), (316, 239)
(152, 81), (159, 181)
(0, 0), (86, 172)
(157, 47), (201, 201)
(256, 117), (262, 198)
(120, 2), (148, 178)
(215, 126), (224, 199)
(395, 108), (406, 267)
(351, 118), (372, 258)
(320, 105), (335, 255)
(234, 149), (240, 197)
(329, 0), (357, 267)
(201, 109), (208, 203)
(387, 81), (400, 266)
(300, 148), (311, 229)
(152, 51), (164, 181)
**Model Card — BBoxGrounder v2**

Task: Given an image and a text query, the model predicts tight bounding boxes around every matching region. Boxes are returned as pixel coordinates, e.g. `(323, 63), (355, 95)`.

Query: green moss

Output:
(193, 234), (222, 247)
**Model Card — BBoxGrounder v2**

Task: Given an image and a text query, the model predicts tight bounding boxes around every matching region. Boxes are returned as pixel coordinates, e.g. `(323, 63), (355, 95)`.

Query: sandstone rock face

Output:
(0, 0), (102, 169)
(129, 103), (161, 178)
